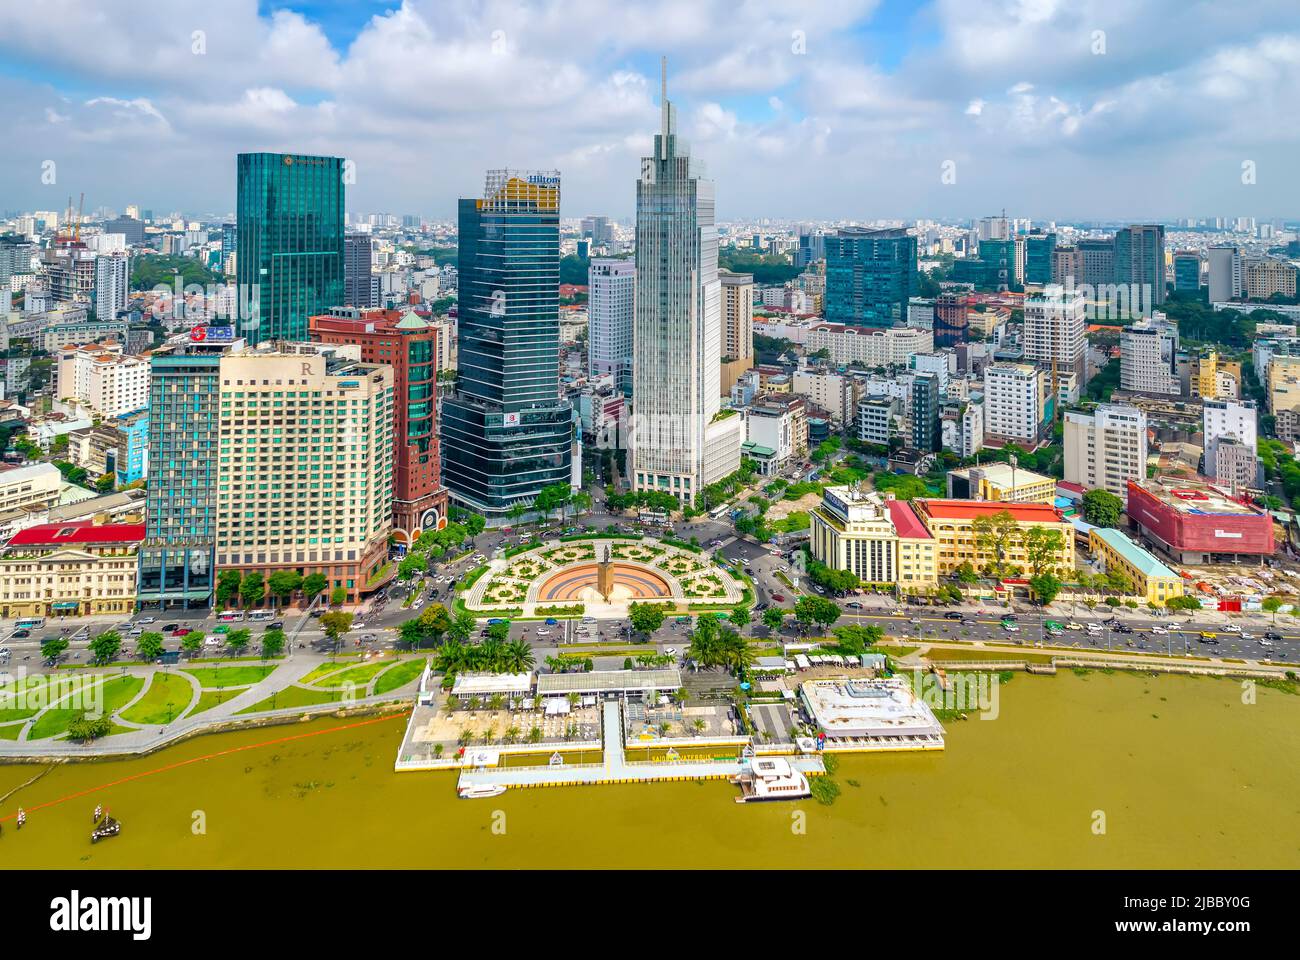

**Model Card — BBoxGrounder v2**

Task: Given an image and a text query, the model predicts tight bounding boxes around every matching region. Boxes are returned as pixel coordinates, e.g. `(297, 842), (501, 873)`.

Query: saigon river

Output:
(2, 670), (1299, 869)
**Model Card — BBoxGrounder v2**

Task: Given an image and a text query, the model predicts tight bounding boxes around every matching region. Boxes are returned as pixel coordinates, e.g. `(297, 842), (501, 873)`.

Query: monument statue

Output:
(596, 541), (614, 601)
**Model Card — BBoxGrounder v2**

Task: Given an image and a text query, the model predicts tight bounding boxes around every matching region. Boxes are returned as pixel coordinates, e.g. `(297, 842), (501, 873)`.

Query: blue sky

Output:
(1, 0), (1297, 220)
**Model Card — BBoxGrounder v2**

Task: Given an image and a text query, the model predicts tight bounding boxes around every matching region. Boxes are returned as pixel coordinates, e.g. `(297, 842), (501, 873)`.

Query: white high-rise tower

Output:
(629, 58), (742, 503)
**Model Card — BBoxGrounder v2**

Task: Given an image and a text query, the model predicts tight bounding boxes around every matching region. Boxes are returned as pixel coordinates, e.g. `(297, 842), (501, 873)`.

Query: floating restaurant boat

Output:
(731, 757), (812, 803)
(91, 815), (121, 844)
(458, 783), (507, 800)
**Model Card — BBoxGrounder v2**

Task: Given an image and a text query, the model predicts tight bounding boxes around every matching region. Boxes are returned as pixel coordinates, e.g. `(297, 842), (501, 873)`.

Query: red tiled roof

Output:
(915, 499), (1065, 523)
(7, 522), (145, 547)
(1056, 481), (1086, 494)
(886, 500), (931, 539)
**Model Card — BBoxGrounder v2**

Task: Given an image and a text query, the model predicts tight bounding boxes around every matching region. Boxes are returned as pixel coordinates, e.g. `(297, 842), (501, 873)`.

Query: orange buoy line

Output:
(0, 712), (407, 823)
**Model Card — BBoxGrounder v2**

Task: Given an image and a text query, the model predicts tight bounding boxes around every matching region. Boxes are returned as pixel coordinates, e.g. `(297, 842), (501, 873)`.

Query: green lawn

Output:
(312, 659), (395, 689)
(119, 673), (194, 726)
(185, 686), (249, 718)
(26, 675), (144, 741)
(0, 722), (24, 740)
(373, 658), (427, 695)
(235, 685), (350, 714)
(296, 660), (362, 685)
(182, 665), (277, 688)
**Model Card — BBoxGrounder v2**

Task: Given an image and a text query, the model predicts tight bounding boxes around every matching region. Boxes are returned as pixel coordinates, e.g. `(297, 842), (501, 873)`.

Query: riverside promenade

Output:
(455, 699), (826, 793)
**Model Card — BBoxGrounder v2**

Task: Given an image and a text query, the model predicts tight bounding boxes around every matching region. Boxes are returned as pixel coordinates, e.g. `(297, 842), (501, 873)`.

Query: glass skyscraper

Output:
(1024, 230), (1056, 285)
(137, 338), (230, 608)
(1114, 224), (1167, 308)
(824, 227), (918, 326)
(440, 170), (573, 519)
(235, 152), (344, 343)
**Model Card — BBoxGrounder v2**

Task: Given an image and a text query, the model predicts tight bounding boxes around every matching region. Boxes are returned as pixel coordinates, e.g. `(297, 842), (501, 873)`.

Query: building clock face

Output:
(420, 509), (440, 530)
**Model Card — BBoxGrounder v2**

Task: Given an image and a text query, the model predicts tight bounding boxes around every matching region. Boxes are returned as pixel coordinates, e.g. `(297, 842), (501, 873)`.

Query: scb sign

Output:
(189, 325), (235, 343)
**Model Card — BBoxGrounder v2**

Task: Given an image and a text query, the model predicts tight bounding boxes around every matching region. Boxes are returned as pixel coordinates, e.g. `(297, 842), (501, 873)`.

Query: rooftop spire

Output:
(660, 55), (669, 141)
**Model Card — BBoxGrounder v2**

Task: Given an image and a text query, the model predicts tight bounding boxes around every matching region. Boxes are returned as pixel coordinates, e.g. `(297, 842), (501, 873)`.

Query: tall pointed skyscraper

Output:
(630, 59), (742, 503)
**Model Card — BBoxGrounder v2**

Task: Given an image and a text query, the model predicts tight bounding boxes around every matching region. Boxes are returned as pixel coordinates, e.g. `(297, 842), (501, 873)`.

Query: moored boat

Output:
(732, 757), (811, 803)
(458, 783), (507, 800)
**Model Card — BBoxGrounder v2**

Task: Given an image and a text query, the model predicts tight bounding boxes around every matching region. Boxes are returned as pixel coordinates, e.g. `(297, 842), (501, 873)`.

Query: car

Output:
(486, 618), (506, 625)
(360, 634), (376, 642)
(1086, 622), (1103, 632)
(10, 629), (30, 639)
(848, 601), (865, 610)
(204, 637), (222, 647)
(1239, 632), (1255, 640)
(535, 629), (552, 637)
(1150, 626), (1168, 635)
(265, 621), (284, 631)
(664, 646), (678, 656)
(1001, 614), (1018, 622)
(1199, 631), (1218, 641)
(1065, 622), (1083, 630)
(581, 617), (596, 624)
(1264, 631), (1282, 642)
(908, 617), (921, 625)
(962, 618), (977, 626)
(743, 567), (756, 576)
(545, 618), (559, 626)
(1113, 624), (1133, 634)
(755, 601), (769, 611)
(136, 616), (156, 624)
(772, 594), (786, 602)
(943, 612), (963, 620)
(213, 625), (229, 634)
(1003, 623), (1019, 632)
(1222, 624), (1242, 634)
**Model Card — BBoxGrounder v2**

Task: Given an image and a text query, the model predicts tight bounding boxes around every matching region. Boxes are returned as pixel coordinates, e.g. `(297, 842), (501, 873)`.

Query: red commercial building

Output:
(1125, 478), (1274, 564)
(310, 307), (449, 548)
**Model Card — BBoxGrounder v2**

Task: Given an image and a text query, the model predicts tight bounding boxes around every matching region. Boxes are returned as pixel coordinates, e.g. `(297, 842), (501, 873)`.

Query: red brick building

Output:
(310, 307), (449, 548)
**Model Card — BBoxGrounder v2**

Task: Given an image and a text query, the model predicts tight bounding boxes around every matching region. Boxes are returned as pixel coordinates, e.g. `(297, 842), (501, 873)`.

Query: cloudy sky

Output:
(2, 0), (1297, 222)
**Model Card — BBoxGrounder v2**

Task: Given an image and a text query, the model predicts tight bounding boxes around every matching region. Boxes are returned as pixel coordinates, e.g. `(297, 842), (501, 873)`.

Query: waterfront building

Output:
(799, 678), (944, 742)
(236, 151), (345, 343)
(0, 521), (144, 618)
(213, 345), (394, 602)
(824, 227), (918, 326)
(1063, 404), (1148, 501)
(910, 499), (1075, 576)
(1125, 477), (1273, 564)
(809, 486), (937, 587)
(630, 68), (742, 503)
(946, 463), (1055, 504)
(441, 169), (574, 519)
(588, 258), (636, 397)
(1087, 527), (1185, 606)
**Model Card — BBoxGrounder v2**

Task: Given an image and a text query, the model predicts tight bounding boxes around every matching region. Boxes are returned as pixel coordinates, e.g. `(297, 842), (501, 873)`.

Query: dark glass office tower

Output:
(824, 227), (917, 326)
(235, 152), (344, 343)
(440, 170), (573, 519)
(1114, 224), (1167, 308)
(1024, 230), (1056, 285)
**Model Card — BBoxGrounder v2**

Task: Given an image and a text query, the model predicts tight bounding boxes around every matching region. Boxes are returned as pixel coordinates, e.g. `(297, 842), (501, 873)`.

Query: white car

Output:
(535, 629), (552, 637)
(665, 646), (678, 656)
(1065, 622), (1083, 630)
(1086, 623), (1103, 632)
(1003, 623), (1019, 632)
(1150, 626), (1168, 635)
(1239, 632), (1254, 640)
(1222, 624), (1242, 633)
(136, 616), (157, 624)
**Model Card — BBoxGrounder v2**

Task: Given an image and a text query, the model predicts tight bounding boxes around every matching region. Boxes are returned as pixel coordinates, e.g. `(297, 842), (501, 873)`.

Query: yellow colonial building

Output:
(909, 499), (1075, 576)
(945, 463), (1056, 504)
(0, 521), (144, 618)
(810, 487), (937, 588)
(1088, 526), (1185, 605)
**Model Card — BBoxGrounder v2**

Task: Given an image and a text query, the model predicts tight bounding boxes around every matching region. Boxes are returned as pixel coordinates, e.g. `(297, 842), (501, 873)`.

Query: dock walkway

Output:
(456, 698), (825, 791)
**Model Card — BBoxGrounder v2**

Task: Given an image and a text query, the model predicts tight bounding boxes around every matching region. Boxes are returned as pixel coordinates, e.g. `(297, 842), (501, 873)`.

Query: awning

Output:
(51, 602), (80, 610)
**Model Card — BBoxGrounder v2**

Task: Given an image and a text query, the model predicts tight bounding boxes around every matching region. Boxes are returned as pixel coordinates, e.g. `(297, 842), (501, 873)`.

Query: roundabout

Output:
(461, 536), (746, 619)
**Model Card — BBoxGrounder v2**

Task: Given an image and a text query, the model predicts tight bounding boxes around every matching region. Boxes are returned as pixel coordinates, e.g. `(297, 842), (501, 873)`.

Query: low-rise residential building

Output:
(55, 341), (150, 418)
(743, 394), (808, 474)
(1088, 526), (1185, 606)
(791, 368), (855, 425)
(66, 423), (128, 479)
(0, 463), (63, 515)
(0, 520), (144, 618)
(856, 396), (899, 446)
(945, 462), (1056, 503)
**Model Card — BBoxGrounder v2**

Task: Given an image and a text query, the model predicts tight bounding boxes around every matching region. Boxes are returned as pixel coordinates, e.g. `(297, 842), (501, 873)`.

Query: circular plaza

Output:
(462, 536), (745, 618)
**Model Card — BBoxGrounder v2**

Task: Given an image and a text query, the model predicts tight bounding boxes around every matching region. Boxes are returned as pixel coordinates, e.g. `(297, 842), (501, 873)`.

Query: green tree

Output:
(267, 569), (302, 608)
(448, 611), (475, 643)
(730, 604), (751, 629)
(1020, 526), (1066, 578)
(628, 601), (667, 637)
(261, 628), (286, 660)
(239, 571), (266, 609)
(41, 635), (69, 664)
(67, 713), (113, 742)
(761, 607), (785, 633)
(1029, 572), (1062, 606)
(215, 569), (242, 609)
(224, 628), (251, 657)
(830, 623), (882, 654)
(88, 630), (122, 665)
(1080, 489), (1123, 528)
(1262, 596), (1284, 621)
(535, 482), (572, 521)
(319, 611), (354, 655)
(180, 630), (204, 658)
(972, 509), (1019, 578)
(329, 586), (348, 607)
(302, 573), (328, 604)
(136, 631), (165, 661)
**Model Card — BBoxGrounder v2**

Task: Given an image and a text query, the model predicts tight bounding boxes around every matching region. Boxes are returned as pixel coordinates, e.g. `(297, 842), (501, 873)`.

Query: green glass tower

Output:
(824, 227), (918, 326)
(236, 152), (344, 343)
(440, 170), (573, 520)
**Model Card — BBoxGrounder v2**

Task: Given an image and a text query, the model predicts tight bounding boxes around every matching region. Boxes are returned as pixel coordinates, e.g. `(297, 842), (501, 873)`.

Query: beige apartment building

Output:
(719, 269), (754, 363)
(214, 348), (396, 601)
(1063, 403), (1149, 501)
(0, 463), (63, 515)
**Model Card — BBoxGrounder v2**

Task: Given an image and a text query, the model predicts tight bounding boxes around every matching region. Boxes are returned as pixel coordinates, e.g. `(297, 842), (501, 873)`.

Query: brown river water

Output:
(2, 671), (1298, 869)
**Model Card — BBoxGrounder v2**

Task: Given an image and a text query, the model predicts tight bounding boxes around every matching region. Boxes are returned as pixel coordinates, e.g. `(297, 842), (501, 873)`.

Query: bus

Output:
(217, 610), (244, 623)
(709, 503), (733, 521)
(15, 617), (45, 630)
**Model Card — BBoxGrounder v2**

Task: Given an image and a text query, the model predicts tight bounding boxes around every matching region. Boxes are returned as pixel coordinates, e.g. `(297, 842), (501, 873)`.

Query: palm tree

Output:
(503, 638), (535, 673)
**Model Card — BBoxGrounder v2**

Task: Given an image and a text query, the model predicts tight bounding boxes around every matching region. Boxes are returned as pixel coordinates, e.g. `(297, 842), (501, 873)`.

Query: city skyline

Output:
(1, 0), (1298, 220)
